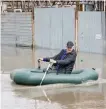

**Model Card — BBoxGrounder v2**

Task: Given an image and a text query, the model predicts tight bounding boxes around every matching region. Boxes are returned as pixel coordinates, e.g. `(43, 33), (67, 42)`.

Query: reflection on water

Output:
(36, 90), (106, 109)
(1, 46), (106, 75)
(1, 46), (106, 109)
(1, 46), (60, 71)
(1, 74), (106, 109)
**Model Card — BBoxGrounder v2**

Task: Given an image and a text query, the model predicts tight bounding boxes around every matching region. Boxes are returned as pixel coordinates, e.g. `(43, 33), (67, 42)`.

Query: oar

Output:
(40, 62), (53, 86)
(38, 59), (41, 69)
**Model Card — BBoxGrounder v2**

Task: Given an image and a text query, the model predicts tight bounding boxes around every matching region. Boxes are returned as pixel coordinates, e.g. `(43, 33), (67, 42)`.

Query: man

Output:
(39, 41), (77, 74)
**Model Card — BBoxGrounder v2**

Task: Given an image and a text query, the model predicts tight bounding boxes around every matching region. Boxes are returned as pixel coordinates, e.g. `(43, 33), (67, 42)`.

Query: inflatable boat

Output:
(10, 68), (98, 85)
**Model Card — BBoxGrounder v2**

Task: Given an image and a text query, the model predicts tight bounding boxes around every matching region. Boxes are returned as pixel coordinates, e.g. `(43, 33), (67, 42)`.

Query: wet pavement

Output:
(1, 46), (106, 109)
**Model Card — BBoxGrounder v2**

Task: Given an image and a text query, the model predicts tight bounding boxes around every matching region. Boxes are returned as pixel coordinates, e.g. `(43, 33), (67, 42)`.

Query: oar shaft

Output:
(40, 63), (52, 86)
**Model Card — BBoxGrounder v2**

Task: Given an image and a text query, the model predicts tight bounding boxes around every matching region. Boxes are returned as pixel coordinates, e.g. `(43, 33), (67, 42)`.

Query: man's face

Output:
(66, 47), (72, 53)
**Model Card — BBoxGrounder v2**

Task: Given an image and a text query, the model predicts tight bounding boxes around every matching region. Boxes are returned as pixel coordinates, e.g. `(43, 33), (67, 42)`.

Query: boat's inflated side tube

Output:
(10, 68), (98, 85)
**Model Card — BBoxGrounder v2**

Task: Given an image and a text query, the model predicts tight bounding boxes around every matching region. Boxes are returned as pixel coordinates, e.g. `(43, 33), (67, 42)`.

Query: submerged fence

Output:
(1, 12), (32, 47)
(1, 8), (106, 54)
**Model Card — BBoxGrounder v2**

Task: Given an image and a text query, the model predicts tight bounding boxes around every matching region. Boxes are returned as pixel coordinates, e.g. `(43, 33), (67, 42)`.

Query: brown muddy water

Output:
(1, 46), (106, 109)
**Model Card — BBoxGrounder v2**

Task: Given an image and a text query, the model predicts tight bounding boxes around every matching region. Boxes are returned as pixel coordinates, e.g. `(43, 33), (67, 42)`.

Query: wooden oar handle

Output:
(38, 59), (41, 69)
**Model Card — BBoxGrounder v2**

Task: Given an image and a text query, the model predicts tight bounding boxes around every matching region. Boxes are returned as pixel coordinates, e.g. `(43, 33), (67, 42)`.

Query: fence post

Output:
(104, 0), (106, 11)
(75, 1), (79, 53)
(31, 6), (35, 48)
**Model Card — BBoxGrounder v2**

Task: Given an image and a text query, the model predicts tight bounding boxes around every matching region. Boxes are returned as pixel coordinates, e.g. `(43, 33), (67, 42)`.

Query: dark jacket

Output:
(43, 49), (77, 73)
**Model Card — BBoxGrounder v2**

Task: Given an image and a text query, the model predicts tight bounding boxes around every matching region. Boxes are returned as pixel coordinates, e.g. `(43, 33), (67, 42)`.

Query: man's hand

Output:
(50, 59), (56, 63)
(38, 58), (43, 61)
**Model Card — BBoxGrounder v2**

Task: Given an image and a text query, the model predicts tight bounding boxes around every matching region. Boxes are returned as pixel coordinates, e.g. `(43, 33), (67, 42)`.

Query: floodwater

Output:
(1, 46), (106, 109)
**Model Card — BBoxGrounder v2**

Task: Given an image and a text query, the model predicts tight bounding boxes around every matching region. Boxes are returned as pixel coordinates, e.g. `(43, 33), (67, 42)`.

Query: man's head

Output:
(66, 41), (74, 53)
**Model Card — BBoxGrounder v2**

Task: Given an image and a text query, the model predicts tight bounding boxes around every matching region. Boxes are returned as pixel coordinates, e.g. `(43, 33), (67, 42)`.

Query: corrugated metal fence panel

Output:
(15, 13), (32, 46)
(50, 8), (63, 49)
(1, 13), (16, 45)
(35, 8), (50, 48)
(104, 12), (106, 54)
(78, 12), (90, 52)
(101, 12), (106, 54)
(35, 8), (75, 49)
(1, 12), (32, 46)
(78, 12), (104, 54)
(62, 8), (75, 48)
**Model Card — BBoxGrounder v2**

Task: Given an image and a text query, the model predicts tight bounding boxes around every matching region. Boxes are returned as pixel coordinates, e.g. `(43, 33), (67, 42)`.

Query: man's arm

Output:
(56, 54), (76, 65)
(43, 49), (64, 62)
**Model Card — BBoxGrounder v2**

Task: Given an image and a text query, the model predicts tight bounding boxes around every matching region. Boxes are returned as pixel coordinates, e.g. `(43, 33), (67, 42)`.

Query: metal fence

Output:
(34, 7), (75, 49)
(1, 12), (32, 47)
(1, 9), (106, 54)
(34, 8), (106, 54)
(78, 12), (106, 54)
